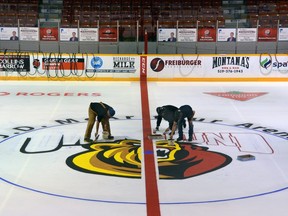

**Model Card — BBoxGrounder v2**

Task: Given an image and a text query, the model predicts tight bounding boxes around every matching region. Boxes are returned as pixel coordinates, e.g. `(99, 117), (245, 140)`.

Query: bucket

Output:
(168, 139), (174, 146)
(102, 131), (109, 139)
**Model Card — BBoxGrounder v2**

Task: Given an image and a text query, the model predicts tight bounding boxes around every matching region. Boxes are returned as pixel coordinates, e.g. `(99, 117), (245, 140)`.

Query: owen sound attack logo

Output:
(66, 138), (232, 179)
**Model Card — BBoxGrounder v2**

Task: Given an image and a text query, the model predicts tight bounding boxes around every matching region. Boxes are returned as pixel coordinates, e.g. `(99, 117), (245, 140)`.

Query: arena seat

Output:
(1, 0), (287, 37)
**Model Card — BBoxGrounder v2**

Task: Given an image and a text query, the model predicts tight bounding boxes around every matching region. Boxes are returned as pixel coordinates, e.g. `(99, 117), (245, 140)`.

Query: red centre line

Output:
(140, 74), (161, 215)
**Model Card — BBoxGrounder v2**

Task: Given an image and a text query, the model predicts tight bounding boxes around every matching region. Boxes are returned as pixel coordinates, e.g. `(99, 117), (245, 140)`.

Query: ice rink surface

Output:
(0, 80), (288, 216)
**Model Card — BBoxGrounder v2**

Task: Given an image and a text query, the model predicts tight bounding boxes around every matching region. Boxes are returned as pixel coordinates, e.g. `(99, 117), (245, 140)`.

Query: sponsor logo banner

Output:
(237, 28), (257, 42)
(258, 28), (277, 42)
(79, 28), (98, 41)
(85, 56), (137, 73)
(19, 27), (39, 41)
(177, 28), (197, 42)
(198, 28), (216, 42)
(40, 27), (59, 41)
(99, 28), (117, 42)
(42, 58), (85, 70)
(0, 54), (30, 72)
(278, 28), (288, 41)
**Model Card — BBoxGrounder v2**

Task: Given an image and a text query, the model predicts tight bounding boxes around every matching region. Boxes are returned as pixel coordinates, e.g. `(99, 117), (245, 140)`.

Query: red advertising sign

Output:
(198, 28), (216, 42)
(258, 28), (277, 41)
(99, 28), (118, 42)
(40, 28), (59, 41)
(41, 58), (85, 70)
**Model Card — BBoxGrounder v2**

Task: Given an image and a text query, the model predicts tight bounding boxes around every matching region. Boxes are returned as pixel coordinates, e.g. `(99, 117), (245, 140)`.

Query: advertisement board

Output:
(59, 28), (78, 41)
(278, 28), (288, 41)
(99, 28), (117, 42)
(198, 28), (216, 42)
(218, 28), (237, 42)
(40, 27), (59, 41)
(177, 28), (197, 42)
(0, 53), (287, 80)
(79, 28), (98, 41)
(19, 27), (39, 41)
(158, 28), (177, 42)
(0, 27), (19, 40)
(237, 28), (257, 42)
(258, 28), (277, 42)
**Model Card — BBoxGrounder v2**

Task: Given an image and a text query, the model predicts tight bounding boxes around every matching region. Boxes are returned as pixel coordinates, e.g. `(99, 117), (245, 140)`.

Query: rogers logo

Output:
(150, 58), (165, 72)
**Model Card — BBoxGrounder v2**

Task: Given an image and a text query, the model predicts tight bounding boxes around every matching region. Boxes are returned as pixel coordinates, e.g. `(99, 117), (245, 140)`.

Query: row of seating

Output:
(0, 17), (37, 27)
(0, 2), (38, 27)
(60, 0), (224, 28)
(245, 0), (288, 28)
(1, 0), (288, 28)
(0, 0), (38, 3)
(62, 0), (222, 6)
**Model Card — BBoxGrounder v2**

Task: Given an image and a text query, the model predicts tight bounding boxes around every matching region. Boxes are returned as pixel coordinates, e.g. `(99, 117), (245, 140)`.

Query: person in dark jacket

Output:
(155, 105), (186, 134)
(170, 105), (195, 141)
(84, 102), (115, 142)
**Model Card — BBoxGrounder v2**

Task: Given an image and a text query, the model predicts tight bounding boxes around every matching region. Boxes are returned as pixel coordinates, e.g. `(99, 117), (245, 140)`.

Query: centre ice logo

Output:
(0, 117), (287, 203)
(66, 138), (231, 179)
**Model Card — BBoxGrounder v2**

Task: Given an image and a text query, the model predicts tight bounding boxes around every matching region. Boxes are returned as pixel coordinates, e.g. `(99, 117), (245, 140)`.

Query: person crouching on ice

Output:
(155, 105), (186, 135)
(84, 102), (115, 142)
(170, 105), (195, 142)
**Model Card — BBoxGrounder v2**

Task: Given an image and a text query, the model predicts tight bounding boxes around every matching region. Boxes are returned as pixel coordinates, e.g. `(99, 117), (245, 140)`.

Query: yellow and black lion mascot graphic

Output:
(66, 139), (232, 179)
